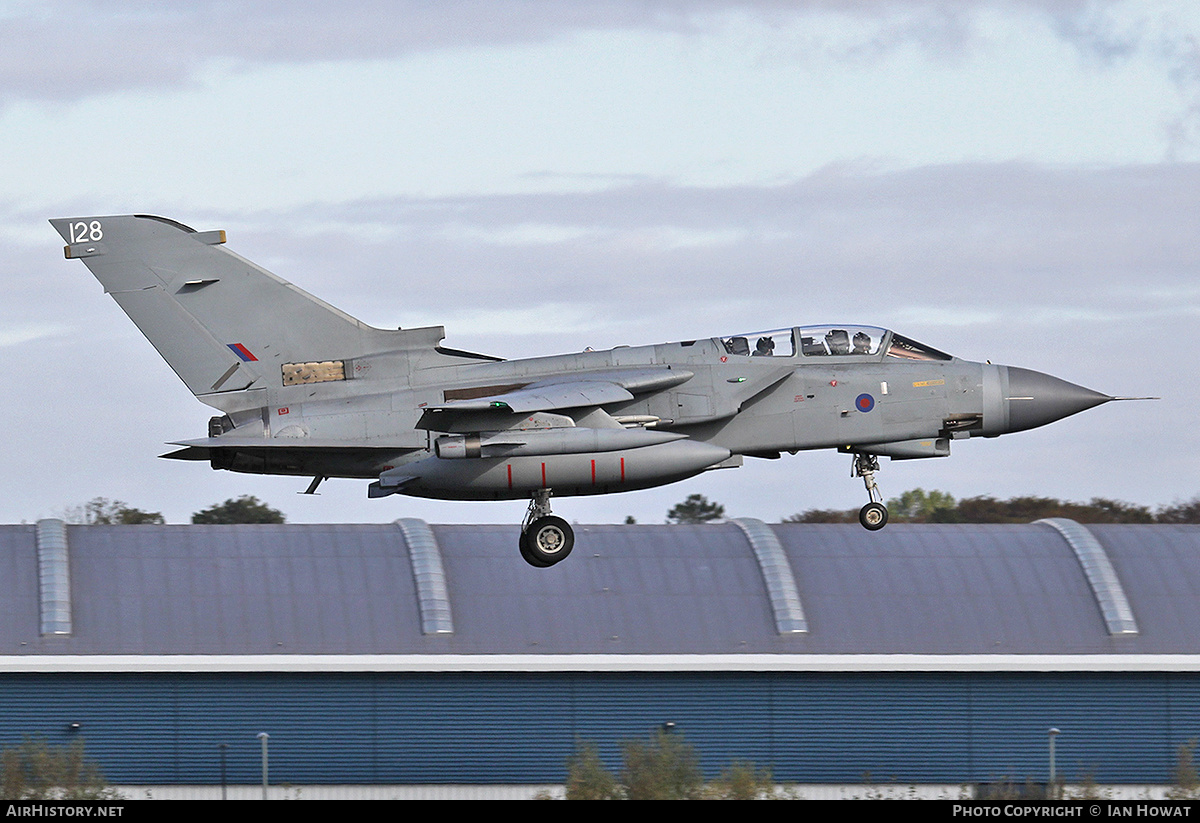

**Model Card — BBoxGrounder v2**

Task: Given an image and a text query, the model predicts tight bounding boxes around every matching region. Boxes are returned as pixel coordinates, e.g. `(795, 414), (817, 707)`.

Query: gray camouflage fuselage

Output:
(180, 319), (1109, 503)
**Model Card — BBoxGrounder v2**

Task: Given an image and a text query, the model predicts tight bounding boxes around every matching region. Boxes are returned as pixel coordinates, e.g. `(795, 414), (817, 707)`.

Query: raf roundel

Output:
(855, 393), (875, 413)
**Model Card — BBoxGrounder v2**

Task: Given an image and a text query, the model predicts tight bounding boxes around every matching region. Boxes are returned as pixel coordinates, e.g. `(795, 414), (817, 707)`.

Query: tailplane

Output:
(52, 215), (437, 407)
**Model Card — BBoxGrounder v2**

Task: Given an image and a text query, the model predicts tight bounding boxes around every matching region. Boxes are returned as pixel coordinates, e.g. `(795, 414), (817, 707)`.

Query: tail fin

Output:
(52, 215), (435, 407)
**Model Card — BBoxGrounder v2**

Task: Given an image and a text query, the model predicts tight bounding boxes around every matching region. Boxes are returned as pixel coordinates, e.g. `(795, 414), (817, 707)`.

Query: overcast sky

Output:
(2, 0), (1195, 526)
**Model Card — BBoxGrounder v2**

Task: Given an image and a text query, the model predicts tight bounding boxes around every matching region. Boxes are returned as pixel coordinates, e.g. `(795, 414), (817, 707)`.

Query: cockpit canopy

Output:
(719, 329), (796, 358)
(798, 325), (883, 357)
(718, 326), (952, 361)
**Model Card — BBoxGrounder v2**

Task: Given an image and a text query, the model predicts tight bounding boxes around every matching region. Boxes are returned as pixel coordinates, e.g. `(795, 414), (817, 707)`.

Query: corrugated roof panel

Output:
(35, 519), (71, 636)
(58, 524), (424, 655)
(776, 524), (1117, 654)
(0, 526), (39, 648)
(432, 524), (778, 654)
(396, 518), (453, 635)
(1093, 525), (1200, 652)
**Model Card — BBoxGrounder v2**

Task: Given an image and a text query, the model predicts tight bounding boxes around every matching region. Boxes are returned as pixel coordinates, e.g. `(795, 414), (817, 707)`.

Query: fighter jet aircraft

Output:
(52, 215), (1136, 566)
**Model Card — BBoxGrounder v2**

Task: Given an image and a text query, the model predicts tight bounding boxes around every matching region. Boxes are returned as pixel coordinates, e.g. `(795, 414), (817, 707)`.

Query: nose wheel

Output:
(520, 490), (574, 567)
(852, 453), (889, 531)
(859, 501), (888, 530)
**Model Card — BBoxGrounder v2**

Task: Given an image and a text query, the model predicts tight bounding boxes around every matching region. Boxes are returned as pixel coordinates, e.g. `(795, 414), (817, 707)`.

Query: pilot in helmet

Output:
(754, 336), (775, 356)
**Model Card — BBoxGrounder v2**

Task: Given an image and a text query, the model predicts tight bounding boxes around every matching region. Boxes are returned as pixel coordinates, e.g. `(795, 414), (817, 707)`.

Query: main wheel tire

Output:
(859, 502), (889, 531)
(519, 530), (552, 567)
(522, 516), (574, 566)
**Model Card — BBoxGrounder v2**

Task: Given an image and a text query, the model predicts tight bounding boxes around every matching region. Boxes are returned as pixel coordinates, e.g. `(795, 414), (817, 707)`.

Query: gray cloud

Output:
(0, 0), (698, 103)
(0, 0), (1122, 104)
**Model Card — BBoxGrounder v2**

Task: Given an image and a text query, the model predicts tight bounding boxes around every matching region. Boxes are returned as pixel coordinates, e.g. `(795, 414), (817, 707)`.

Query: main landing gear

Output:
(520, 489), (575, 567)
(852, 452), (889, 531)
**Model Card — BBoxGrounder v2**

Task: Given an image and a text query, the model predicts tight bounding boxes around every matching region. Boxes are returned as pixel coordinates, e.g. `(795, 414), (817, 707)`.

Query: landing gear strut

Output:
(852, 453), (889, 531)
(520, 489), (574, 567)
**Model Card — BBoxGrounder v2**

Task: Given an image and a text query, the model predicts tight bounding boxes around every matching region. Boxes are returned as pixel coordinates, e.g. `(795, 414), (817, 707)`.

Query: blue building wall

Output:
(2, 670), (1198, 785)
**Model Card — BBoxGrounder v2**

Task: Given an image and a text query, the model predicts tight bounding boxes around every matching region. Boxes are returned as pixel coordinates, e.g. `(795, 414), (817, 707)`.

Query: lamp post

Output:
(1048, 728), (1060, 799)
(257, 732), (269, 800)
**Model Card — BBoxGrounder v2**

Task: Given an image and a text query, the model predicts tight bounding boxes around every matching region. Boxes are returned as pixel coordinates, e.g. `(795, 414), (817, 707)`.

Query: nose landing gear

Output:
(520, 489), (575, 567)
(852, 453), (889, 531)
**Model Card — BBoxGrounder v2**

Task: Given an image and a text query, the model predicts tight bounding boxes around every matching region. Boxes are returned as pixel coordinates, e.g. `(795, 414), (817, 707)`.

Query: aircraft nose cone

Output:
(1004, 366), (1112, 433)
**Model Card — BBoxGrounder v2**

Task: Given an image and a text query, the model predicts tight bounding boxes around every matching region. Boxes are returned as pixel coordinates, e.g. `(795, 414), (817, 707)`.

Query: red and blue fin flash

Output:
(227, 343), (258, 362)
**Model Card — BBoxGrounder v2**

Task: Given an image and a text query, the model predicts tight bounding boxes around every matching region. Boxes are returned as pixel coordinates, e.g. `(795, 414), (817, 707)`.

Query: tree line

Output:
(58, 487), (1200, 528)
(784, 488), (1200, 524)
(661, 490), (1200, 525)
(59, 495), (286, 525)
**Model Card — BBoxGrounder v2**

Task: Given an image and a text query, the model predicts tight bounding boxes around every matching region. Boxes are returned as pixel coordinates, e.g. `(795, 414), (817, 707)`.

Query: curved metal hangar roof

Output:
(2, 519), (1198, 667)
